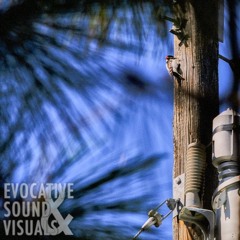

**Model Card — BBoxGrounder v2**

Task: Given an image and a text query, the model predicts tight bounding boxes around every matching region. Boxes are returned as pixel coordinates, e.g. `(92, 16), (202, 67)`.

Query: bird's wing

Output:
(167, 60), (173, 76)
(171, 59), (180, 72)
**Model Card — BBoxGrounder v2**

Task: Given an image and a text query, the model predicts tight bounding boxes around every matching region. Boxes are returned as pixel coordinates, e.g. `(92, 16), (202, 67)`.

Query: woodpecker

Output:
(165, 55), (185, 82)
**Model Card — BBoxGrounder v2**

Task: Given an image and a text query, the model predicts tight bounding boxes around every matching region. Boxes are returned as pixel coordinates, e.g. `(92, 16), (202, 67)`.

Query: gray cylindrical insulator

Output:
(212, 108), (240, 167)
(185, 142), (206, 207)
(212, 109), (240, 240)
(218, 161), (239, 183)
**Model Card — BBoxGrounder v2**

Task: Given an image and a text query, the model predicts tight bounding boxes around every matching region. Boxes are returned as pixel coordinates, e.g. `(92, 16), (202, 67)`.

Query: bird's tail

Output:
(173, 72), (185, 81)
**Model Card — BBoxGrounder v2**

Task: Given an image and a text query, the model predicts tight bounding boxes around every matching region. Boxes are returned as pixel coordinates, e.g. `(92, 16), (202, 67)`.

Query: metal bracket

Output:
(173, 173), (185, 218)
(173, 173), (215, 239)
(212, 189), (227, 210)
(179, 207), (215, 240)
(212, 175), (240, 210)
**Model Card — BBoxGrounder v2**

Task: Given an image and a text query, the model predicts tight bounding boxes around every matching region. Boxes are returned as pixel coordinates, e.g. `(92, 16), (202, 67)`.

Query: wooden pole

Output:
(172, 1), (219, 239)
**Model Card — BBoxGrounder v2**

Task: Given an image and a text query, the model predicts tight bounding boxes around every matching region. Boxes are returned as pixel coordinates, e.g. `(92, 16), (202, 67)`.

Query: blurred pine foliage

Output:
(0, 1), (173, 239)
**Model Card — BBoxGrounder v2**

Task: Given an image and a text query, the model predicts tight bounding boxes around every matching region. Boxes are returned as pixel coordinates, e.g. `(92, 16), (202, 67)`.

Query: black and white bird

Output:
(165, 55), (185, 83)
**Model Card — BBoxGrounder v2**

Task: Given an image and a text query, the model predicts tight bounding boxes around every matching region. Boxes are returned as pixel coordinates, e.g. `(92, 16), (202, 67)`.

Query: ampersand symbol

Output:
(41, 193), (73, 235)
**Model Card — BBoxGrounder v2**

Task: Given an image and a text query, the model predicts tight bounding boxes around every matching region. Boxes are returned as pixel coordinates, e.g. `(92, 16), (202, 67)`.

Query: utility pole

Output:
(172, 1), (219, 239)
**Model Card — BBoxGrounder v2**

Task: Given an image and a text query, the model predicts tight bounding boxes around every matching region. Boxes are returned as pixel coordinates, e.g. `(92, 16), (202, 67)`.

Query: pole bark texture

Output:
(173, 1), (219, 239)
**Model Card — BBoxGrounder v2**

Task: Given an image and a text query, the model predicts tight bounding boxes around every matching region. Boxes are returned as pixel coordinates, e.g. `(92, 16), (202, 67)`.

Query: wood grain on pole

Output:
(173, 1), (219, 239)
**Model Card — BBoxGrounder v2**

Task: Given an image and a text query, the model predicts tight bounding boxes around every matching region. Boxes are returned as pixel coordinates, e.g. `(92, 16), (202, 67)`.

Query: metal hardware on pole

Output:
(132, 198), (179, 240)
(212, 108), (240, 240)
